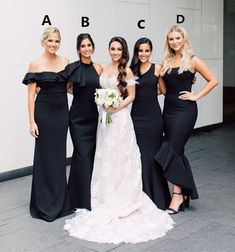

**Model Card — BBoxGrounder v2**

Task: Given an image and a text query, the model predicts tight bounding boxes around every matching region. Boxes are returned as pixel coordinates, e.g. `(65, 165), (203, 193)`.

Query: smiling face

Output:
(138, 43), (152, 63)
(109, 41), (123, 62)
(78, 38), (94, 59)
(43, 32), (60, 54)
(167, 31), (184, 52)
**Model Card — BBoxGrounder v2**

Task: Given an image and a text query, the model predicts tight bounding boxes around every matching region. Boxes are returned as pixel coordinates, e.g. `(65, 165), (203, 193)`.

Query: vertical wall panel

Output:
(177, 0), (202, 9)
(117, 1), (150, 55)
(224, 0), (235, 87)
(149, 0), (177, 62)
(176, 8), (202, 57)
(202, 0), (223, 59)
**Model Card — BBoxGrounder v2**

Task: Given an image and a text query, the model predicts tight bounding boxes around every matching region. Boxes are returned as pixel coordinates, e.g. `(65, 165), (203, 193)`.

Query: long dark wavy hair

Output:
(76, 33), (95, 59)
(130, 37), (153, 76)
(109, 36), (129, 98)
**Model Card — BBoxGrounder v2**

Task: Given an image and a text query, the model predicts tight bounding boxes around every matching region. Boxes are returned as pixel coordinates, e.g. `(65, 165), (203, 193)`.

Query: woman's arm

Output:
(106, 67), (135, 113)
(155, 64), (166, 95)
(115, 85), (135, 111)
(158, 77), (166, 95)
(27, 63), (39, 138)
(179, 56), (218, 101)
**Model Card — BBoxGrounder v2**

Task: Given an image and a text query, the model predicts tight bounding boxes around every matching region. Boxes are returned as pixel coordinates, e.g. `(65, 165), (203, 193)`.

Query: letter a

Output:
(42, 15), (52, 26)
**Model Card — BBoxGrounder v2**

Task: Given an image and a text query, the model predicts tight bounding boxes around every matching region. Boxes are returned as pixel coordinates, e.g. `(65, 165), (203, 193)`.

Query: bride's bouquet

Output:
(95, 88), (123, 125)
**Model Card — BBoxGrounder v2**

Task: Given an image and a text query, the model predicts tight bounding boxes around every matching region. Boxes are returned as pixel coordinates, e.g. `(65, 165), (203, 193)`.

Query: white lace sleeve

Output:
(127, 76), (139, 87)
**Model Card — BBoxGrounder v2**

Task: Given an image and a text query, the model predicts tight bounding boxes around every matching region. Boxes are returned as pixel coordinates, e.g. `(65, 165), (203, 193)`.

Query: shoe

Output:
(184, 196), (190, 208)
(166, 192), (185, 215)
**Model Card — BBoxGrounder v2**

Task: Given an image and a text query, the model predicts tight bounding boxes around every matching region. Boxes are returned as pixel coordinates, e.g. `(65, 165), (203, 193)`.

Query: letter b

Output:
(82, 17), (89, 27)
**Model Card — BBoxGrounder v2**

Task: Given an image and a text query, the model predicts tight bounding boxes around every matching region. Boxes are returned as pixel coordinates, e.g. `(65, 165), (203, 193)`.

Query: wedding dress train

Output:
(64, 77), (174, 244)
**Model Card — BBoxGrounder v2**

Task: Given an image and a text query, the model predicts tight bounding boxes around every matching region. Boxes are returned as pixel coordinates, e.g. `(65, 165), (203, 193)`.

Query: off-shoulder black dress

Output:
(65, 61), (100, 210)
(155, 68), (199, 200)
(22, 71), (71, 221)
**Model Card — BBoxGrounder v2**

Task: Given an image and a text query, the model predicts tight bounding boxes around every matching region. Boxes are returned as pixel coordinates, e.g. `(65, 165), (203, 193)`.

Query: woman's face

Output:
(79, 38), (93, 59)
(109, 41), (122, 62)
(43, 32), (60, 54)
(168, 31), (184, 52)
(138, 43), (151, 63)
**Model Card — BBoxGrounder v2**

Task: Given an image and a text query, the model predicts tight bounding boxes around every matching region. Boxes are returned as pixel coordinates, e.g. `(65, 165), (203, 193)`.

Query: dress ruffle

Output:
(64, 61), (86, 86)
(154, 142), (199, 199)
(127, 76), (139, 87)
(22, 70), (67, 85)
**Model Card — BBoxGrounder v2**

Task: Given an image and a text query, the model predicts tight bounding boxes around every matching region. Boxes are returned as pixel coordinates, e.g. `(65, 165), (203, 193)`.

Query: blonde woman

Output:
(22, 26), (71, 221)
(155, 25), (218, 214)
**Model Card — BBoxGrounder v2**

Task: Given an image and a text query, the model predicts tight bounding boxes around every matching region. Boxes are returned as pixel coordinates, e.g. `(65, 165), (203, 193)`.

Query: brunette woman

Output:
(66, 33), (102, 211)
(130, 37), (171, 210)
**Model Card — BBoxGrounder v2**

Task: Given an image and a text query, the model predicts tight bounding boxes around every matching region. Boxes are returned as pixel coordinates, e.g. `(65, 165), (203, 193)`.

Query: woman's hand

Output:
(104, 106), (118, 113)
(179, 91), (198, 101)
(67, 81), (73, 94)
(36, 87), (41, 94)
(29, 122), (39, 138)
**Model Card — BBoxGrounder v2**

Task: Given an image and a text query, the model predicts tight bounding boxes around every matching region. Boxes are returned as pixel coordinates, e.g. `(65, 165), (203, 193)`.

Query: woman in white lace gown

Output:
(64, 36), (174, 244)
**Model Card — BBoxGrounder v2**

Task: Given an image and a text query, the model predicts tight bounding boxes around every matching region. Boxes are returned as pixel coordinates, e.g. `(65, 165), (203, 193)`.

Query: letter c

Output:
(138, 20), (145, 29)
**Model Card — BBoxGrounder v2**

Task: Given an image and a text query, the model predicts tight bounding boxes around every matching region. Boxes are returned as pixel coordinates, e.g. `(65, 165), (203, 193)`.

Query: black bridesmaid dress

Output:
(155, 67), (199, 200)
(131, 64), (171, 210)
(22, 71), (71, 222)
(66, 61), (100, 210)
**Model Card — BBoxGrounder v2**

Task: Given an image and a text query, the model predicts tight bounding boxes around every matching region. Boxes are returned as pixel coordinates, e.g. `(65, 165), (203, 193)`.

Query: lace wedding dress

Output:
(64, 76), (174, 244)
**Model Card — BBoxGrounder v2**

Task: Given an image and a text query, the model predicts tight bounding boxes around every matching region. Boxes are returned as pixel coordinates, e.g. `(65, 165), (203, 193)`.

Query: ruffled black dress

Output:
(65, 61), (100, 210)
(22, 71), (71, 221)
(155, 68), (199, 200)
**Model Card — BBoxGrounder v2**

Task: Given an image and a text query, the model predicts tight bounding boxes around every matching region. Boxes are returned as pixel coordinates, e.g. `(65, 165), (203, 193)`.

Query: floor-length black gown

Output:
(66, 61), (100, 210)
(155, 67), (199, 200)
(131, 64), (171, 210)
(23, 71), (71, 222)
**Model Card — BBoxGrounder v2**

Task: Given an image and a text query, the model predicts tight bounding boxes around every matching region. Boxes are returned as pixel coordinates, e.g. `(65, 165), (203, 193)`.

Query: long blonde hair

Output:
(161, 25), (194, 76)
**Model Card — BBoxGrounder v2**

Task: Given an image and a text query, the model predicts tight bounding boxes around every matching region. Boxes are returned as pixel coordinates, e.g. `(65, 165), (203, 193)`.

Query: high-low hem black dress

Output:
(131, 64), (171, 210)
(22, 71), (71, 222)
(155, 67), (199, 200)
(65, 61), (100, 211)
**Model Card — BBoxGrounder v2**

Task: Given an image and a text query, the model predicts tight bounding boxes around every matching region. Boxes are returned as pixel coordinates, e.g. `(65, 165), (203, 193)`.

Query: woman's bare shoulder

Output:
(93, 62), (103, 75)
(28, 57), (43, 72)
